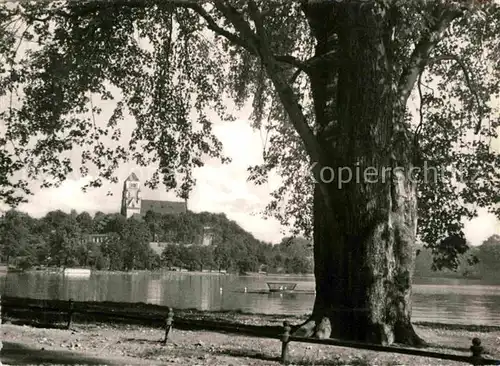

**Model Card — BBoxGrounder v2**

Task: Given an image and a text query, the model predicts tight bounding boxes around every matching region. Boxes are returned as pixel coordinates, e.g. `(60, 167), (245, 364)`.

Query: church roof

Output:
(126, 172), (140, 182)
(140, 199), (187, 215)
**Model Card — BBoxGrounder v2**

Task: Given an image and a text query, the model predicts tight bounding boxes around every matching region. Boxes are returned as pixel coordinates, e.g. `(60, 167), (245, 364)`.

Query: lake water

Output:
(1, 271), (500, 326)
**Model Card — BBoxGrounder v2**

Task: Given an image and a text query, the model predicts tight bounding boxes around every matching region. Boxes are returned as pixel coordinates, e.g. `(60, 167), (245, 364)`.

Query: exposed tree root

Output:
(293, 316), (427, 347)
(293, 319), (316, 337)
(293, 317), (331, 339)
(394, 322), (428, 348)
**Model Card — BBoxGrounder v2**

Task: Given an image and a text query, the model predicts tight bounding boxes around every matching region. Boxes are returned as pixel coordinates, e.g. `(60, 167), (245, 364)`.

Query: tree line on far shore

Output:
(414, 234), (500, 281)
(2, 208), (498, 279)
(0, 209), (313, 274)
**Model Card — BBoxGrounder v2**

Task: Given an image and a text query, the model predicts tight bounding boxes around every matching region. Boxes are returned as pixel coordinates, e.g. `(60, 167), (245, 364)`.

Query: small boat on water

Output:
(266, 282), (297, 292)
(63, 268), (91, 277)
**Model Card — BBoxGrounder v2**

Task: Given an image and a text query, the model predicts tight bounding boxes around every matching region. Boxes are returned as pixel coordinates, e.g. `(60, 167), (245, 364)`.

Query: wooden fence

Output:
(1, 296), (500, 365)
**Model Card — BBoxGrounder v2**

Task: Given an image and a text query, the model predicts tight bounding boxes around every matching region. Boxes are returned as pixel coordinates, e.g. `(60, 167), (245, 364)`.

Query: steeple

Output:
(120, 174), (188, 219)
(121, 172), (142, 218)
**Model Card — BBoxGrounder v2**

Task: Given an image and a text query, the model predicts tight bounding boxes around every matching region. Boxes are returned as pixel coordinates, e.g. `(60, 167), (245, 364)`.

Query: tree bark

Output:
(295, 1), (424, 346)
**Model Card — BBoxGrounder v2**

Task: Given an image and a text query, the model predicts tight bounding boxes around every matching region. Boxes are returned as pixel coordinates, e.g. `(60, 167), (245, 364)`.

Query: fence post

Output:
(281, 321), (292, 365)
(162, 307), (174, 344)
(470, 338), (484, 365)
(66, 298), (74, 330)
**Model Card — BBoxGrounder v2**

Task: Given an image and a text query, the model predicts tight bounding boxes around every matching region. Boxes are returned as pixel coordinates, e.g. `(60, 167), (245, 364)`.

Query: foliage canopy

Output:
(1, 0), (499, 270)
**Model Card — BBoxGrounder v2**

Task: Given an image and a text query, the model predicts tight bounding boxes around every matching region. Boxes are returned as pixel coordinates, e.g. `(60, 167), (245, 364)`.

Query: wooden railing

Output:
(2, 296), (499, 365)
(279, 321), (500, 365)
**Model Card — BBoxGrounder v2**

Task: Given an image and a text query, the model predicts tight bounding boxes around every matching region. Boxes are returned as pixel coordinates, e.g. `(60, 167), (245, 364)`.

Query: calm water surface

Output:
(1, 271), (500, 326)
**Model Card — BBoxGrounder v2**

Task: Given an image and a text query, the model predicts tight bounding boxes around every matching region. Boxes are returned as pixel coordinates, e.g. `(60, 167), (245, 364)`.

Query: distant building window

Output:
(130, 183), (138, 188)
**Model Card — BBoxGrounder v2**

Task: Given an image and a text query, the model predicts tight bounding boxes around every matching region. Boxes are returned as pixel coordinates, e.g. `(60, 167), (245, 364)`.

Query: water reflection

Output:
(1, 271), (500, 326)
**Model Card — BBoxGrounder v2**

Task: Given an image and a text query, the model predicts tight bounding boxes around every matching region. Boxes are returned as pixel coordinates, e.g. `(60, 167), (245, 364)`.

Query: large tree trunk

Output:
(296, 2), (424, 346)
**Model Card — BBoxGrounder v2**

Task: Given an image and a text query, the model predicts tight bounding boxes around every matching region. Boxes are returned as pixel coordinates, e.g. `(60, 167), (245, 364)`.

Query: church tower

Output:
(121, 172), (142, 218)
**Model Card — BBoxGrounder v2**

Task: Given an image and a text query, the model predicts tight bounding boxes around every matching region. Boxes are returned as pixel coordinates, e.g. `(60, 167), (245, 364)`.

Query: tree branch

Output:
(303, 49), (339, 70)
(212, 0), (259, 50)
(211, 1), (308, 72)
(186, 3), (256, 55)
(245, 0), (322, 161)
(273, 55), (307, 71)
(19, 0), (198, 23)
(428, 54), (484, 134)
(23, 0), (307, 73)
(61, 0), (196, 18)
(397, 6), (463, 106)
(245, 0), (333, 215)
(289, 68), (303, 84)
(413, 72), (425, 155)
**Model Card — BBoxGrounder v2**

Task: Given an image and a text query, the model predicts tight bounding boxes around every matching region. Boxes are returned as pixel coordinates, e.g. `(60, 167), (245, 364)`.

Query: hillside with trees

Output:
(473, 235), (500, 281)
(0, 209), (313, 274)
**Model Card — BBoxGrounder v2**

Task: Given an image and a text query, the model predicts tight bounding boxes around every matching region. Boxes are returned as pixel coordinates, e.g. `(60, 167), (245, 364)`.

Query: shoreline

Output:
(9, 268), (500, 287)
(20, 268), (317, 276)
(6, 268), (499, 283)
(2, 296), (500, 333)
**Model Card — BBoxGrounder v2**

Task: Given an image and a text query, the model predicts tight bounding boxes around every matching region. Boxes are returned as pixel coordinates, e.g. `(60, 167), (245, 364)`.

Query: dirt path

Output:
(2, 322), (500, 365)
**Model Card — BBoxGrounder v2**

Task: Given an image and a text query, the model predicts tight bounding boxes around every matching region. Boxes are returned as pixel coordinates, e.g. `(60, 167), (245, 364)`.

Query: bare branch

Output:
(187, 3), (255, 55)
(245, 0), (320, 159)
(289, 68), (303, 84)
(245, 0), (329, 184)
(245, 0), (332, 217)
(303, 49), (339, 70)
(212, 0), (258, 51)
(413, 72), (425, 154)
(428, 54), (484, 134)
(211, 1), (308, 72)
(247, 0), (265, 36)
(273, 55), (305, 70)
(397, 6), (463, 106)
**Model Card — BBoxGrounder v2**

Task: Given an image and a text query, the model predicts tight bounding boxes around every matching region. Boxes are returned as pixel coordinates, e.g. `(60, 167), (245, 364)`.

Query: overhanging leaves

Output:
(1, 0), (499, 271)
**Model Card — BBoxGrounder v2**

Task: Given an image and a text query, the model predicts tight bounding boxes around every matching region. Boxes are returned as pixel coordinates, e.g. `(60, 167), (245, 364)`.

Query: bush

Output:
(95, 254), (106, 270)
(17, 256), (34, 271)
